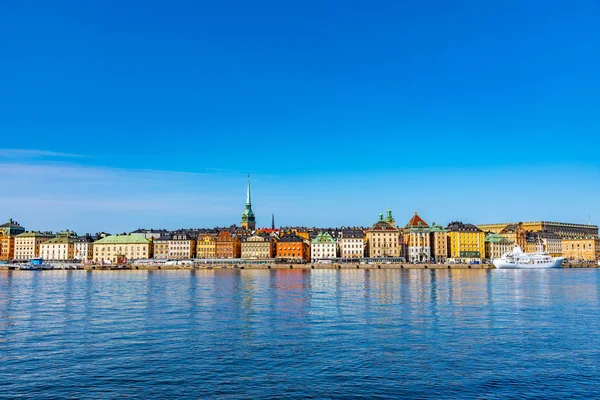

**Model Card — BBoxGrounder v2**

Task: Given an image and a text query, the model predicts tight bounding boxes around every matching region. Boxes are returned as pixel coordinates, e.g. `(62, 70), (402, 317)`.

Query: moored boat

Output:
(493, 244), (563, 269)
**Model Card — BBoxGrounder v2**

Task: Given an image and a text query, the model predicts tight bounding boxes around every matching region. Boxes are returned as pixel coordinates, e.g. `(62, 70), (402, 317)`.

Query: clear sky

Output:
(1, 0), (599, 234)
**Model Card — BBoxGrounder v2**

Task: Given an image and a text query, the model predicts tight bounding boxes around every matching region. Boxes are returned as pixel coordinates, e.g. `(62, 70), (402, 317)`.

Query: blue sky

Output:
(1, 0), (599, 233)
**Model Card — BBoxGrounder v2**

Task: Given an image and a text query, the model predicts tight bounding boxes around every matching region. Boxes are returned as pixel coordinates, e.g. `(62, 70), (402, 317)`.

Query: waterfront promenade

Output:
(1, 261), (597, 271)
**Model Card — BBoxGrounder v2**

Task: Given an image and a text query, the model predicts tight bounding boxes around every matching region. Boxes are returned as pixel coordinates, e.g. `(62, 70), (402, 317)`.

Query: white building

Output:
(311, 232), (337, 261)
(14, 231), (54, 260)
(40, 236), (75, 261)
(339, 230), (365, 259)
(74, 235), (95, 261)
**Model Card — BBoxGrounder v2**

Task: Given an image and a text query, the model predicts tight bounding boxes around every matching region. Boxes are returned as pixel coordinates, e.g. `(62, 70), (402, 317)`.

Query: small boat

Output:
(493, 244), (563, 269)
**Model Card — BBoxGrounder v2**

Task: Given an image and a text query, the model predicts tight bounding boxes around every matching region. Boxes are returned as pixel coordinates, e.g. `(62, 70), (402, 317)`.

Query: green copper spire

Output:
(241, 174), (256, 230)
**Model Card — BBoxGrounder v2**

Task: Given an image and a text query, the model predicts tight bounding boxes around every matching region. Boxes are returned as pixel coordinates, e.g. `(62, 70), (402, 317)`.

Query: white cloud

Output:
(0, 148), (86, 159)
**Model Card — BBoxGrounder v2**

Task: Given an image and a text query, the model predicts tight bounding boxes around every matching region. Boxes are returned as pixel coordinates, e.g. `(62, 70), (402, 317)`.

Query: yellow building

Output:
(197, 233), (217, 258)
(430, 223), (449, 262)
(562, 237), (597, 261)
(93, 233), (153, 264)
(446, 221), (486, 261)
(40, 236), (75, 261)
(478, 221), (598, 239)
(14, 231), (54, 260)
(153, 235), (170, 259)
(241, 234), (275, 259)
(498, 223), (527, 250)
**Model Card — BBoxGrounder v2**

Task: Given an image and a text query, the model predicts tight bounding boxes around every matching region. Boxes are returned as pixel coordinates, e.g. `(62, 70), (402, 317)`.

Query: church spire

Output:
(241, 174), (256, 230)
(271, 213), (275, 229)
(246, 173), (251, 206)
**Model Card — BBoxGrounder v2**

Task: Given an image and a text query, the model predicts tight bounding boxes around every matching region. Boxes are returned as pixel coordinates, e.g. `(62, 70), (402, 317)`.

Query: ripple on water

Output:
(0, 269), (599, 398)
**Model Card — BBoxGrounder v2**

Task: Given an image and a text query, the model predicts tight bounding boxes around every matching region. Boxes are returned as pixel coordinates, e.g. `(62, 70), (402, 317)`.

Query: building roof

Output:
(485, 232), (513, 243)
(405, 212), (429, 228)
(311, 232), (336, 244)
(341, 230), (365, 239)
(93, 233), (150, 245)
(242, 234), (270, 242)
(131, 228), (168, 234)
(446, 221), (483, 233)
(0, 218), (23, 229)
(278, 234), (305, 243)
(16, 231), (54, 238)
(170, 231), (196, 241)
(500, 223), (523, 234)
(429, 223), (447, 233)
(43, 236), (75, 244)
(75, 235), (95, 243)
(369, 220), (398, 231)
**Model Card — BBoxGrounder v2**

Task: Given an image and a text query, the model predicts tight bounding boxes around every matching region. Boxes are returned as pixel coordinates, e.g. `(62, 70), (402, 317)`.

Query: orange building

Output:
(0, 219), (26, 261)
(276, 234), (310, 261)
(215, 231), (241, 258)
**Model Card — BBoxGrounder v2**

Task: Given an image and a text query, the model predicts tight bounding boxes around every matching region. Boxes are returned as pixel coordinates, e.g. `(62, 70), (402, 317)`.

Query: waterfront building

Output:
(523, 231), (563, 257)
(74, 235), (95, 261)
(197, 232), (218, 258)
(430, 223), (449, 262)
(446, 221), (486, 262)
(93, 233), (153, 263)
(497, 223), (527, 250)
(130, 228), (169, 240)
(154, 234), (170, 259)
(241, 175), (256, 230)
(276, 234), (310, 261)
(339, 229), (365, 259)
(215, 231), (241, 258)
(537, 231), (563, 257)
(241, 234), (275, 259)
(311, 232), (337, 261)
(478, 221), (598, 239)
(366, 213), (400, 258)
(484, 233), (514, 260)
(280, 227), (311, 242)
(40, 236), (75, 261)
(168, 231), (196, 259)
(14, 231), (54, 260)
(0, 219), (25, 260)
(403, 212), (431, 262)
(562, 237), (597, 261)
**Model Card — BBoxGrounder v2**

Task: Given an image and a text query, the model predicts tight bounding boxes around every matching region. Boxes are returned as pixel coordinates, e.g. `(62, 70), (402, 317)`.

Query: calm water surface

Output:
(1, 269), (599, 398)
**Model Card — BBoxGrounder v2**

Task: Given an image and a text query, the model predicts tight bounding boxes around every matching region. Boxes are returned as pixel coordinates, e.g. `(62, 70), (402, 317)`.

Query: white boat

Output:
(493, 244), (563, 269)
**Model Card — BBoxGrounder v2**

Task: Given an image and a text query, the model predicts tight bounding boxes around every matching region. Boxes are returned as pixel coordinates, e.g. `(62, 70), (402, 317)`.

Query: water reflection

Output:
(1, 269), (600, 399)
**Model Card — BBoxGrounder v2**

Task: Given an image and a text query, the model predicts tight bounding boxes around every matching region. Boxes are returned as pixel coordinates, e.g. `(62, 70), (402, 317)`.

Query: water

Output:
(1, 269), (599, 398)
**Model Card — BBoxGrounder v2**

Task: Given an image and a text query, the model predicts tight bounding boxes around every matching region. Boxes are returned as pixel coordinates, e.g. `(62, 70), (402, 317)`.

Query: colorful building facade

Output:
(447, 221), (486, 261)
(366, 213), (400, 258)
(215, 231), (241, 258)
(339, 230), (365, 259)
(197, 233), (217, 258)
(241, 234), (275, 259)
(276, 234), (310, 261)
(14, 231), (54, 260)
(311, 232), (337, 261)
(93, 234), (153, 263)
(0, 219), (25, 260)
(403, 212), (431, 262)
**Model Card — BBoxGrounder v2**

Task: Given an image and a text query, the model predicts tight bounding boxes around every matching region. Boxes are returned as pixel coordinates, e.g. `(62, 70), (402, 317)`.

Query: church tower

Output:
(241, 174), (256, 230)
